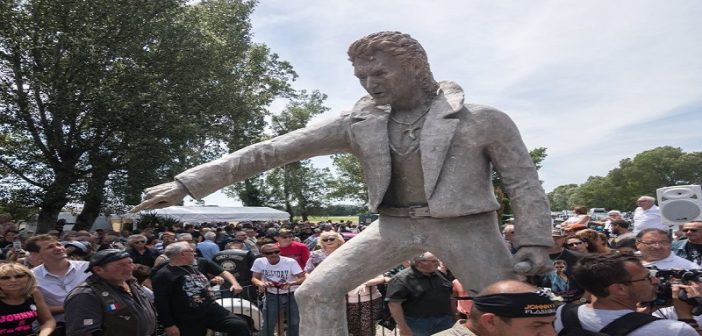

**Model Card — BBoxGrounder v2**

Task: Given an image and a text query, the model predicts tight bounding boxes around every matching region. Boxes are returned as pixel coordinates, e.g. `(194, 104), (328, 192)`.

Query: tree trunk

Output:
(36, 171), (74, 233)
(75, 154), (112, 231)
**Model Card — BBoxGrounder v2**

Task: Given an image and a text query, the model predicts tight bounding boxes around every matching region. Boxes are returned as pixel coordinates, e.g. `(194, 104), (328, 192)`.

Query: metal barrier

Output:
(214, 285), (399, 336)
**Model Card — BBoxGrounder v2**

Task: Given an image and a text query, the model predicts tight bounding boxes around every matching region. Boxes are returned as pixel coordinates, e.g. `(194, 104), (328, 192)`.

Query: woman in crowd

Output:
(576, 228), (612, 254)
(544, 259), (571, 297)
(564, 236), (589, 254)
(0, 263), (55, 336)
(304, 231), (384, 336)
(561, 206), (591, 232)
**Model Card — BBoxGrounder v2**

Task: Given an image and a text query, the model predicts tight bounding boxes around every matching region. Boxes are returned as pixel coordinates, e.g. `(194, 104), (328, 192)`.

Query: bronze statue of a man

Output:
(133, 31), (552, 335)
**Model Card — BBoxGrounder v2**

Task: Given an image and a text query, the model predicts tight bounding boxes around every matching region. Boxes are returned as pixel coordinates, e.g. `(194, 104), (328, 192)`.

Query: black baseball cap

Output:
(86, 249), (130, 272)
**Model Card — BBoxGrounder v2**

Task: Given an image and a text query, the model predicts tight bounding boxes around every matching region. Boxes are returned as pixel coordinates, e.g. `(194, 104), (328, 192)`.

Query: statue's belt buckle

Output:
(408, 206), (431, 218)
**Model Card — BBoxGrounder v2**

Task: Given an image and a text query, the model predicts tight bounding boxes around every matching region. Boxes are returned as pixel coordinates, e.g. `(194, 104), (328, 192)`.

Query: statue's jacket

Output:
(176, 81), (553, 248)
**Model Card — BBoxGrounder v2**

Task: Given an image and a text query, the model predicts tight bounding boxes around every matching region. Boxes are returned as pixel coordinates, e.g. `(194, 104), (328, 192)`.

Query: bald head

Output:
(479, 280), (538, 296)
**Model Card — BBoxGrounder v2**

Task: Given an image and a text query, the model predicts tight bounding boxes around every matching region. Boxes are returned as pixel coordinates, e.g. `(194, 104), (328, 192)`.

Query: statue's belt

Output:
(378, 205), (432, 218)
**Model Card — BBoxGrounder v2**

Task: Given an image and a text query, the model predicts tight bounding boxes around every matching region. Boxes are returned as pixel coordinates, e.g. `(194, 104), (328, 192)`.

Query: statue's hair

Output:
(348, 31), (438, 97)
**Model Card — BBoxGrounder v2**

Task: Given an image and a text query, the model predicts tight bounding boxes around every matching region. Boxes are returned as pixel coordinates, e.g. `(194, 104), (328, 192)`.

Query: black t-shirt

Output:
(385, 267), (453, 318)
(152, 264), (216, 327)
(212, 249), (255, 285)
(684, 242), (702, 265)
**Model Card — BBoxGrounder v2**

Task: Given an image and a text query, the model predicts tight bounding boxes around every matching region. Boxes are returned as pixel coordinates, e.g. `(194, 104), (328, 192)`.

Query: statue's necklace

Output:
(389, 104), (431, 140)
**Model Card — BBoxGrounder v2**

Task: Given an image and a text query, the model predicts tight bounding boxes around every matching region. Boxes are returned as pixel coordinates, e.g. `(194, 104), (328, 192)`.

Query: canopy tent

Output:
(128, 206), (290, 223)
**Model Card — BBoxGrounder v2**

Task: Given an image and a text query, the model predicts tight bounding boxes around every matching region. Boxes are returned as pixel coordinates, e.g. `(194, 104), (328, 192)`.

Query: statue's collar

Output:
(350, 81), (464, 119)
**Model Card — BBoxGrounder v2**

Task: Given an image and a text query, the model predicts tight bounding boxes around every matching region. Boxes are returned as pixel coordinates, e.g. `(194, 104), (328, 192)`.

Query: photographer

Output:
(555, 253), (698, 335)
(647, 271), (702, 332)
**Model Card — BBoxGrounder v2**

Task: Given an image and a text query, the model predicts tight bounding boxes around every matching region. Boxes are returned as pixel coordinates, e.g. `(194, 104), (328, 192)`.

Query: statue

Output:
(132, 31), (553, 335)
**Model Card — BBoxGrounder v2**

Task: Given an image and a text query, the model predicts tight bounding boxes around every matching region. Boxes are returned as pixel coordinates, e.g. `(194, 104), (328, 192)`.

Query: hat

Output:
(63, 241), (90, 255)
(551, 228), (564, 237)
(86, 249), (130, 272)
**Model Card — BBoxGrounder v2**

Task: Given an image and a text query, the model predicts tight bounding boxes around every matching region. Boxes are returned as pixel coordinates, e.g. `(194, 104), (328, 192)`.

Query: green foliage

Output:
(135, 213), (182, 230)
(226, 91), (332, 221)
(548, 146), (702, 211)
(0, 0), (296, 231)
(327, 154), (368, 205)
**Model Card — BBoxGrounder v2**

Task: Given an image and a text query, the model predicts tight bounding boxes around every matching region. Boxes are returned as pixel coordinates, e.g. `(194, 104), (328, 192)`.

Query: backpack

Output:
(558, 302), (660, 336)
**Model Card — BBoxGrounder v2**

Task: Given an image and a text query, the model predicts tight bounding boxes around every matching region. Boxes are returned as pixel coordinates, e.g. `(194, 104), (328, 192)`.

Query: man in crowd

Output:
(235, 230), (259, 254)
(252, 243), (306, 336)
(131, 31), (553, 335)
(197, 231), (220, 260)
(502, 224), (516, 254)
(275, 228), (310, 269)
(26, 234), (91, 335)
(673, 221), (702, 266)
(434, 279), (556, 336)
(609, 219), (635, 246)
(65, 249), (156, 336)
(126, 234), (157, 267)
(633, 195), (665, 234)
(554, 253), (698, 335)
(152, 241), (250, 336)
(213, 240), (257, 300)
(386, 252), (455, 335)
(636, 228), (700, 269)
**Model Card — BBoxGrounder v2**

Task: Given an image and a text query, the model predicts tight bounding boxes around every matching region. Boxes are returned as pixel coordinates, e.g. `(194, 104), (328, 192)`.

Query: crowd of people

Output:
(1, 193), (702, 336)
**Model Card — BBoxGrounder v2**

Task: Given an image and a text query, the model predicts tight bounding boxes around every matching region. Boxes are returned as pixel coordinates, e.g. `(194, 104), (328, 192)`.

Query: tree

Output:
(0, 0), (296, 231)
(547, 184), (579, 210)
(548, 146), (702, 212)
(226, 90), (331, 221)
(327, 154), (368, 205)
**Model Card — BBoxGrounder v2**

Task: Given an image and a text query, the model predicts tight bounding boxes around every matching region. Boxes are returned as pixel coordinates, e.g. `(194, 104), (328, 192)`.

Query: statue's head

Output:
(348, 31), (438, 98)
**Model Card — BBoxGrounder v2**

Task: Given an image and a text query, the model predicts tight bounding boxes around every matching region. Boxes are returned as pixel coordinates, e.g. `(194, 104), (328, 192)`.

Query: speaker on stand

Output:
(656, 185), (702, 230)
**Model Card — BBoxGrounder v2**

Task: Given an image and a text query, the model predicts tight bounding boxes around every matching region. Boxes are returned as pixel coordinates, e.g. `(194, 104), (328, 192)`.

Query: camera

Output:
(646, 268), (702, 315)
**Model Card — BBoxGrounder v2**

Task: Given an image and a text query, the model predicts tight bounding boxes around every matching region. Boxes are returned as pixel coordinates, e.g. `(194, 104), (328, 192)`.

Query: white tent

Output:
(128, 206), (290, 223)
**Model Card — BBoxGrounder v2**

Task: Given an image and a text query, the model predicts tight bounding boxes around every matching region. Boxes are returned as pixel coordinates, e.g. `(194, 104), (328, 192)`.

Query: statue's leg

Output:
(296, 216), (423, 336)
(425, 212), (516, 293)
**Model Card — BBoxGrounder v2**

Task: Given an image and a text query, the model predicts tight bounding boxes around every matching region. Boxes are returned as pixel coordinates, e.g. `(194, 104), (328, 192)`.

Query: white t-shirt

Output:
(643, 253), (702, 270)
(554, 304), (698, 336)
(633, 205), (666, 234)
(251, 256), (303, 294)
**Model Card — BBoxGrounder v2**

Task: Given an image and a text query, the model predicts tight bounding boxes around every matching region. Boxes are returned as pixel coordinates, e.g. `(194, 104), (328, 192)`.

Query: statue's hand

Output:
(512, 246), (552, 276)
(130, 181), (188, 213)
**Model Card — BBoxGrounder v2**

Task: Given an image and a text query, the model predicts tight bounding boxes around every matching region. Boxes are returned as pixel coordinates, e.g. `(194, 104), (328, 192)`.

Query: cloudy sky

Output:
(196, 0), (702, 206)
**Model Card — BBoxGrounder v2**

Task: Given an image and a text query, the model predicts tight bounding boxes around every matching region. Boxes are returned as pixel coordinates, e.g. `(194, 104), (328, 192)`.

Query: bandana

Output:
(471, 291), (556, 318)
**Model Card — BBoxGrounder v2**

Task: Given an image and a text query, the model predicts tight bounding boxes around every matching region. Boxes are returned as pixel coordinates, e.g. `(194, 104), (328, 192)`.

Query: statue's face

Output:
(354, 52), (420, 107)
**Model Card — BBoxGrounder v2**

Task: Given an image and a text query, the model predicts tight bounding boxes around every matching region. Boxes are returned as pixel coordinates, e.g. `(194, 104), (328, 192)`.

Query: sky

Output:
(196, 0), (702, 206)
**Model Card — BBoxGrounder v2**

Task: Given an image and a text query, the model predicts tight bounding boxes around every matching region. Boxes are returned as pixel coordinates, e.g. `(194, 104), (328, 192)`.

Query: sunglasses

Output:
(263, 250), (281, 256)
(683, 229), (699, 233)
(321, 238), (337, 242)
(133, 241), (146, 244)
(280, 235), (293, 239)
(0, 273), (28, 281)
(567, 242), (584, 247)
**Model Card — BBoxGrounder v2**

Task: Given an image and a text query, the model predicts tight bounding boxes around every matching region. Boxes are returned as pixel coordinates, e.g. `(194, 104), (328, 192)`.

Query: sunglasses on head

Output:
(0, 273), (28, 281)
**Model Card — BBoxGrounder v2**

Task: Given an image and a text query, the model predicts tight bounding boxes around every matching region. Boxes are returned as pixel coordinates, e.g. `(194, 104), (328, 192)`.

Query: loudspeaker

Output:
(656, 185), (702, 225)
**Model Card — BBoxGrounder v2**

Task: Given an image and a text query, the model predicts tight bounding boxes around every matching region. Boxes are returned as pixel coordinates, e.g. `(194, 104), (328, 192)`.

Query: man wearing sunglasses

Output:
(274, 229), (310, 270)
(673, 221), (702, 266)
(252, 244), (306, 336)
(555, 253), (698, 335)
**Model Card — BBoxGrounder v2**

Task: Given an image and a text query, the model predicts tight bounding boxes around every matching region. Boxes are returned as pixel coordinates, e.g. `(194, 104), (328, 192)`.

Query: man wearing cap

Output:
(64, 249), (157, 336)
(434, 279), (556, 336)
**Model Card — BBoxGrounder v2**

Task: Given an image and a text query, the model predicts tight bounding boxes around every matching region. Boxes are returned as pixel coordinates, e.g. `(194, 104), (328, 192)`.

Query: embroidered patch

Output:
(106, 303), (119, 312)
(83, 319), (94, 326)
